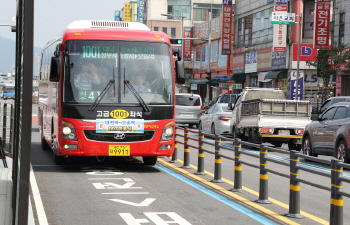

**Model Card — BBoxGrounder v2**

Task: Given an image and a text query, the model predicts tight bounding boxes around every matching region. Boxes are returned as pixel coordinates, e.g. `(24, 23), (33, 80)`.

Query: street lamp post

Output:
(161, 13), (186, 60)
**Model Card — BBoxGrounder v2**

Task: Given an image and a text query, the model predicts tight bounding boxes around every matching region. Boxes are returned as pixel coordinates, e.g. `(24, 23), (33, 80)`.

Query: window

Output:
(320, 100), (331, 113)
(333, 107), (348, 120)
(339, 13), (345, 45)
(171, 28), (176, 38)
(321, 107), (337, 121)
(168, 0), (191, 20)
(154, 27), (159, 31)
(176, 95), (201, 106)
(162, 27), (168, 34)
(193, 3), (222, 21)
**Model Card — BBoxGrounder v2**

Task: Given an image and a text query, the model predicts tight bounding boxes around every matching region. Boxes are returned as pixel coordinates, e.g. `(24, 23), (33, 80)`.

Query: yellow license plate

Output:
(109, 145), (130, 156)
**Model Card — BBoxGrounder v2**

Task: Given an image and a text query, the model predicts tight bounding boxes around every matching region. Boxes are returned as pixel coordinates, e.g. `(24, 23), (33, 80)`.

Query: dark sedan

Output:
(302, 102), (350, 163)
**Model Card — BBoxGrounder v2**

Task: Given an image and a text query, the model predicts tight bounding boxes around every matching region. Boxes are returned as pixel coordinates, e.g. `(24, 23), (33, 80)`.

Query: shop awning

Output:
(265, 71), (287, 79)
(231, 74), (246, 81)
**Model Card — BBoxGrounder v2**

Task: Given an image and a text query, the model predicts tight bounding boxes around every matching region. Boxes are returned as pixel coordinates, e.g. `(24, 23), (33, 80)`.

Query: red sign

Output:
(183, 27), (193, 61)
(313, 2), (331, 49)
(275, 5), (288, 11)
(221, 5), (232, 55)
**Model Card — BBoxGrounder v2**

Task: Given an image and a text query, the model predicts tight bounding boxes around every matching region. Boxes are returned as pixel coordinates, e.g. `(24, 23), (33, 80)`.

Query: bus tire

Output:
(53, 152), (65, 165)
(142, 156), (158, 165)
(41, 135), (50, 150)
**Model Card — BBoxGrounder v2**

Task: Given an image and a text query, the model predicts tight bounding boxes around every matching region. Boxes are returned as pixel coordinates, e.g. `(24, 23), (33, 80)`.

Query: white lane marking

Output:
(102, 192), (149, 195)
(109, 198), (156, 207)
(30, 164), (48, 225)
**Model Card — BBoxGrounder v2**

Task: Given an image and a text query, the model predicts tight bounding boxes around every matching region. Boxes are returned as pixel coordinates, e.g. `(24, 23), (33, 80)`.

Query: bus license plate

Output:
(109, 145), (130, 156)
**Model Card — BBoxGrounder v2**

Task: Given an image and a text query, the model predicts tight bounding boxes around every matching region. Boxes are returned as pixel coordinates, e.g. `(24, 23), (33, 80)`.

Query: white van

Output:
(175, 93), (202, 128)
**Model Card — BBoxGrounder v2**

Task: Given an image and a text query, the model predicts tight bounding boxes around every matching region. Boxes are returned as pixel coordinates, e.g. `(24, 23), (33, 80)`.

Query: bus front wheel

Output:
(142, 156), (158, 165)
(53, 152), (65, 165)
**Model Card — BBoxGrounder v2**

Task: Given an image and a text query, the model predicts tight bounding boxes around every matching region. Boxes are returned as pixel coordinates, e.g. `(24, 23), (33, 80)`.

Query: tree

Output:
(306, 45), (350, 85)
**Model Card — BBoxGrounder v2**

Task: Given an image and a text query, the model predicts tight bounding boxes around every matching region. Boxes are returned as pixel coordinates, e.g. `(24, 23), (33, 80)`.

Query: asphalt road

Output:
(173, 124), (350, 225)
(28, 111), (288, 225)
(4, 101), (346, 225)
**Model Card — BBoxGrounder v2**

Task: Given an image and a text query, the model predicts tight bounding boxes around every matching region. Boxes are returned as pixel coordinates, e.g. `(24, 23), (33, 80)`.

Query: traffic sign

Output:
(271, 12), (295, 25)
(215, 75), (228, 79)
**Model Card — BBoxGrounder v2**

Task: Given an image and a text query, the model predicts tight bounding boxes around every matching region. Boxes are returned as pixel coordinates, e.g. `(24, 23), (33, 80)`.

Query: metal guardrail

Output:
(174, 126), (348, 225)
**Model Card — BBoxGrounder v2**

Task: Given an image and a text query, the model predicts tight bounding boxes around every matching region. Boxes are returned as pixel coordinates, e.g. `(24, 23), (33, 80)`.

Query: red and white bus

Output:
(39, 20), (184, 165)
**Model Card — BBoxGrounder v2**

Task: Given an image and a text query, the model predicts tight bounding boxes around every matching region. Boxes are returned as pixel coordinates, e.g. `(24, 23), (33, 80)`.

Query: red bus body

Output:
(38, 21), (177, 164)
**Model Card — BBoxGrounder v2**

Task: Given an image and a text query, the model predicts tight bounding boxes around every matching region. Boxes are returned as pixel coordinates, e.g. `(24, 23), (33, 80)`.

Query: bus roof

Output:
(43, 20), (171, 51)
(66, 20), (150, 31)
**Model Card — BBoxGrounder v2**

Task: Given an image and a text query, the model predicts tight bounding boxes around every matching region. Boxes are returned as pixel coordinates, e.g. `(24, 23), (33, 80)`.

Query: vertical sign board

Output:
(138, 0), (144, 23)
(313, 1), (331, 49)
(272, 2), (287, 52)
(221, 0), (232, 55)
(245, 50), (257, 73)
(257, 48), (272, 72)
(124, 3), (131, 22)
(115, 10), (121, 21)
(231, 54), (245, 74)
(183, 27), (193, 61)
(290, 70), (304, 100)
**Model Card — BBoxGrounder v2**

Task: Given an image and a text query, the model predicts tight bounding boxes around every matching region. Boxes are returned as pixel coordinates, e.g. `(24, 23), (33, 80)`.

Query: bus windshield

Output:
(63, 40), (174, 105)
(3, 87), (15, 93)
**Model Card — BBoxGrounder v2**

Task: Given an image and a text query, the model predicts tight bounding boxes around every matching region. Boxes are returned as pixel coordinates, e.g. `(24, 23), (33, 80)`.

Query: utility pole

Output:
(205, 12), (212, 106)
(295, 13), (302, 100)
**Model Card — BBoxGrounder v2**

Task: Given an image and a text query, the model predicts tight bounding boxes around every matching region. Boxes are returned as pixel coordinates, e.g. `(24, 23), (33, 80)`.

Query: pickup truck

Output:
(229, 88), (312, 151)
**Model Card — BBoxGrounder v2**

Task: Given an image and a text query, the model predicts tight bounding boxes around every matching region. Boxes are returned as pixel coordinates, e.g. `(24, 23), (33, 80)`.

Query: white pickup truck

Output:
(229, 88), (312, 151)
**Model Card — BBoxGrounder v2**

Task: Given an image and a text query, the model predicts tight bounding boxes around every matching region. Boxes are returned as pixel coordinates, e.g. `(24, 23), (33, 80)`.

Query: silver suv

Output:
(175, 93), (202, 128)
(302, 102), (350, 163)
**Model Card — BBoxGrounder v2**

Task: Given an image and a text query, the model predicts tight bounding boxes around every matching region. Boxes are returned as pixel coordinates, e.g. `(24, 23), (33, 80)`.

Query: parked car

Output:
(312, 96), (350, 120)
(302, 102), (350, 163)
(215, 93), (239, 104)
(175, 93), (202, 128)
(199, 103), (232, 136)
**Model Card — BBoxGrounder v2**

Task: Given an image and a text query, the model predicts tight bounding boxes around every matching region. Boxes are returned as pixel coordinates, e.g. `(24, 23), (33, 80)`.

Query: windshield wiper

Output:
(88, 79), (115, 111)
(124, 79), (151, 112)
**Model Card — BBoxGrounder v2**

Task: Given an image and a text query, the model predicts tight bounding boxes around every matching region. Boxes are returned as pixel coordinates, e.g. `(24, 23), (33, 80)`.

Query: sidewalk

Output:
(0, 155), (35, 225)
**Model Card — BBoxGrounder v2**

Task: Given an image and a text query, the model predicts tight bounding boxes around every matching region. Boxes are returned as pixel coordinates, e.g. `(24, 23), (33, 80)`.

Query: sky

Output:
(0, 0), (131, 48)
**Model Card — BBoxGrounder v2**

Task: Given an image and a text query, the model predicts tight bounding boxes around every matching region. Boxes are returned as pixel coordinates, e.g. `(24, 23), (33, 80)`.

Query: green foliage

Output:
(306, 45), (350, 84)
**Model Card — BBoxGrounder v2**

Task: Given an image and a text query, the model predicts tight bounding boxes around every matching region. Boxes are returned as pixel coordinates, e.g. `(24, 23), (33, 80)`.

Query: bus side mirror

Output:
(49, 56), (60, 82)
(175, 60), (185, 84)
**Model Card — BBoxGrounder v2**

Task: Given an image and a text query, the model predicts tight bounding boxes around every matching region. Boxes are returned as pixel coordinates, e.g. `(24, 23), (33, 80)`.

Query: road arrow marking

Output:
(109, 198), (156, 206)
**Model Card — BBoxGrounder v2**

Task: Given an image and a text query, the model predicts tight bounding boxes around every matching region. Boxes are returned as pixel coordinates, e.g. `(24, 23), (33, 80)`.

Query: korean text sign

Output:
(183, 27), (193, 61)
(96, 119), (144, 133)
(313, 2), (331, 49)
(221, 0), (232, 55)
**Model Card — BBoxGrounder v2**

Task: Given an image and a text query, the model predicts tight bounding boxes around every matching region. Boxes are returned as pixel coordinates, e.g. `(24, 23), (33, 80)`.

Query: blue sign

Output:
(215, 75), (228, 79)
(271, 52), (287, 70)
(223, 0), (232, 6)
(275, 0), (288, 4)
(138, 0), (144, 23)
(290, 71), (304, 100)
(114, 10), (121, 21)
(267, 0), (274, 3)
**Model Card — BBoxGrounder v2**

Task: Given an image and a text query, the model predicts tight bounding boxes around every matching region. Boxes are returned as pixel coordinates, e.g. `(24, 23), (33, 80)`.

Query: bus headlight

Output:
(161, 122), (174, 141)
(62, 120), (77, 140)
